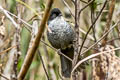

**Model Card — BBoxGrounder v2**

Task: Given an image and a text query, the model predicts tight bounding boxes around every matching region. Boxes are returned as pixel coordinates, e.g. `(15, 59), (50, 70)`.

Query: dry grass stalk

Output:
(92, 45), (120, 80)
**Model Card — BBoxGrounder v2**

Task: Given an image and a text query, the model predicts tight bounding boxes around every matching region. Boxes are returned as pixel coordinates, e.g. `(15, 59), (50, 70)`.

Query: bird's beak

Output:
(59, 14), (62, 16)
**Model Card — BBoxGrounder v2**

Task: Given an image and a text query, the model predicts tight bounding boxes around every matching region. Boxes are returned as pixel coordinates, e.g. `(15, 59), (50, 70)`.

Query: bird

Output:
(47, 8), (75, 78)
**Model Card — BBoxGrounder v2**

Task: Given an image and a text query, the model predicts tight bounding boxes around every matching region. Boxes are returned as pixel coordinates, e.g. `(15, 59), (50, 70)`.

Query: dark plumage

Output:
(47, 8), (75, 78)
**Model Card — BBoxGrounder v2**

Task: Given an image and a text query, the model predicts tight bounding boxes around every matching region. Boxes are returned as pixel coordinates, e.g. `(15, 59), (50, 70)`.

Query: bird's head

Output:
(48, 8), (62, 21)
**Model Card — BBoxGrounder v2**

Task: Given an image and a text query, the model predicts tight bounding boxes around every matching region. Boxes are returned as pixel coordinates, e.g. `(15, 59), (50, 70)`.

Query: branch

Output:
(78, 0), (95, 18)
(102, 0), (116, 45)
(0, 45), (17, 55)
(11, 3), (24, 80)
(6, 10), (32, 32)
(0, 6), (18, 28)
(0, 6), (32, 32)
(40, 40), (72, 61)
(0, 73), (10, 80)
(81, 20), (120, 55)
(80, 0), (88, 4)
(17, 0), (54, 79)
(90, 0), (97, 42)
(72, 0), (80, 79)
(38, 50), (50, 80)
(107, 37), (120, 43)
(72, 46), (120, 74)
(78, 0), (108, 56)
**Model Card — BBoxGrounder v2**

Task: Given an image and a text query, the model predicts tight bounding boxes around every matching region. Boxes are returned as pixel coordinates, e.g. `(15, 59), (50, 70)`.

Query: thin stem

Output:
(38, 50), (50, 80)
(78, 0), (107, 57)
(17, 0), (54, 79)
(72, 46), (120, 74)
(40, 40), (72, 61)
(80, 0), (88, 4)
(78, 0), (95, 18)
(107, 37), (120, 43)
(102, 0), (116, 45)
(81, 20), (120, 55)
(0, 73), (10, 80)
(91, 1), (97, 42)
(62, 0), (75, 17)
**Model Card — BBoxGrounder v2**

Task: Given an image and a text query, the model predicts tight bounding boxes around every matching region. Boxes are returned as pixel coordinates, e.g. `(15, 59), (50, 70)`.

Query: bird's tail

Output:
(60, 46), (74, 78)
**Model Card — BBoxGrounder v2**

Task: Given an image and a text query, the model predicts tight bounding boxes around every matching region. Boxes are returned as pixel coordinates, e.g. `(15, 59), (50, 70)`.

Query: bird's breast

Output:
(47, 17), (75, 49)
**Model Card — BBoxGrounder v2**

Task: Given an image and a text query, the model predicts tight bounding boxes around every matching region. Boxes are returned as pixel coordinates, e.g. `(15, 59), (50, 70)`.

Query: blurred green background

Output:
(0, 0), (120, 80)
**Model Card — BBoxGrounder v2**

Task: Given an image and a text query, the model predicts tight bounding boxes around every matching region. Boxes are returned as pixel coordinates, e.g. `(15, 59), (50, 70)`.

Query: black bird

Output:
(47, 8), (75, 78)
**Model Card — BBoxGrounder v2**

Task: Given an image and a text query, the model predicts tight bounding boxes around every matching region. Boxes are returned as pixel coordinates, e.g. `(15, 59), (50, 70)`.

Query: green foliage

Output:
(90, 0), (105, 10)
(8, 0), (16, 13)
(21, 27), (31, 56)
(39, 0), (45, 11)
(18, 27), (31, 71)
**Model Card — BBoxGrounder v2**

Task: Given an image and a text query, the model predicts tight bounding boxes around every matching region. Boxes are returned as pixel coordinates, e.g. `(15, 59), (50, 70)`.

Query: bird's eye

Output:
(52, 14), (57, 19)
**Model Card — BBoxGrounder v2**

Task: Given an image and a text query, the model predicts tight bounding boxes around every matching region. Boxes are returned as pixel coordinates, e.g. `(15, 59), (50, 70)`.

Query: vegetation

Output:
(0, 0), (120, 80)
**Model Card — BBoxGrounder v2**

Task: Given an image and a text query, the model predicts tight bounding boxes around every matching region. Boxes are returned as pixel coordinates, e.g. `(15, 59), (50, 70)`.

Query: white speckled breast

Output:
(47, 16), (75, 49)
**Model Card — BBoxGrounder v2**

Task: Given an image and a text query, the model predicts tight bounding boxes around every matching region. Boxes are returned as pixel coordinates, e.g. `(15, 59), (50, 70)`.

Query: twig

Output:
(0, 73), (10, 80)
(41, 38), (97, 61)
(0, 45), (17, 55)
(90, 0), (97, 42)
(72, 46), (120, 74)
(0, 7), (32, 32)
(81, 20), (120, 55)
(40, 40), (72, 61)
(72, 0), (80, 79)
(62, 0), (75, 17)
(107, 37), (120, 43)
(16, 0), (41, 18)
(0, 6), (18, 28)
(17, 0), (54, 80)
(78, 0), (95, 18)
(11, 3), (23, 80)
(2, 34), (17, 80)
(78, 0), (108, 56)
(6, 10), (32, 32)
(38, 50), (50, 80)
(80, 0), (88, 4)
(102, 0), (116, 45)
